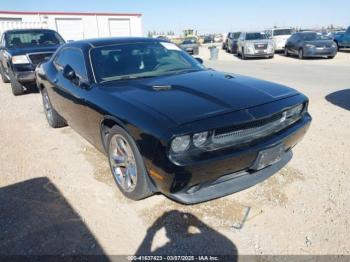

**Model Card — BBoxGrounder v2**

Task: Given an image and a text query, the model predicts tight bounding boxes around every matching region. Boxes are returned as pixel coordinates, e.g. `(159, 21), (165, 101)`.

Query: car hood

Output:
(103, 70), (299, 126)
(7, 46), (60, 56)
(304, 40), (334, 46)
(180, 43), (199, 48)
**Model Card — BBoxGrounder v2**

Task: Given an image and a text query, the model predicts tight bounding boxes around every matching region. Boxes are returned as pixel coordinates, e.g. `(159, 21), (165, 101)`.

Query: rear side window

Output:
(54, 48), (87, 80)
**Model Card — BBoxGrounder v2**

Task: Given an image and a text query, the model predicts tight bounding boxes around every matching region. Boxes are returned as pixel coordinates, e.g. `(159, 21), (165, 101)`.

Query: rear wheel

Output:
(41, 88), (67, 128)
(298, 48), (304, 60)
(9, 69), (24, 96)
(107, 125), (153, 200)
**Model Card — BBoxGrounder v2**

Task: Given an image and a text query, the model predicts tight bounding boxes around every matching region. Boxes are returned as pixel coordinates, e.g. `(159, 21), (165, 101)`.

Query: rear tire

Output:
(9, 69), (24, 96)
(0, 65), (10, 83)
(41, 88), (67, 128)
(107, 125), (153, 201)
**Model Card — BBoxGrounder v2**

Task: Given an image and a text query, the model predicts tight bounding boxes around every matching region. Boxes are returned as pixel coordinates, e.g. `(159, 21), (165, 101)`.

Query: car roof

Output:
(66, 37), (166, 49)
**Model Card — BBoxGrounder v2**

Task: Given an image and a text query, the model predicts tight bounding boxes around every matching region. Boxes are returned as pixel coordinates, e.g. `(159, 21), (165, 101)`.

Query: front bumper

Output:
(148, 113), (311, 204)
(304, 47), (337, 57)
(245, 51), (274, 58)
(14, 70), (36, 83)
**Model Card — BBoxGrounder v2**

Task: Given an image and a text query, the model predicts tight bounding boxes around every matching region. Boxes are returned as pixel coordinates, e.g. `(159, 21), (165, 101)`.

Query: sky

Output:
(0, 0), (349, 35)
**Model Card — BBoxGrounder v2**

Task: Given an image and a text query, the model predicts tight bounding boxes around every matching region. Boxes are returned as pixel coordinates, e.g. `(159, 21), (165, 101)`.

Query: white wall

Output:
(0, 12), (143, 40)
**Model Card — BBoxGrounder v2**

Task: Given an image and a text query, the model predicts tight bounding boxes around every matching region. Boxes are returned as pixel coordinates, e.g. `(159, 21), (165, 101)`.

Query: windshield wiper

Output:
(100, 75), (156, 83)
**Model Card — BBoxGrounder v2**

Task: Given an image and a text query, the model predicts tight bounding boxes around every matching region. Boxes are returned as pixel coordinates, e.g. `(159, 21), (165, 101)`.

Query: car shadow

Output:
(338, 49), (350, 53)
(0, 177), (107, 257)
(326, 89), (350, 111)
(25, 83), (40, 94)
(135, 210), (238, 258)
(277, 53), (331, 60)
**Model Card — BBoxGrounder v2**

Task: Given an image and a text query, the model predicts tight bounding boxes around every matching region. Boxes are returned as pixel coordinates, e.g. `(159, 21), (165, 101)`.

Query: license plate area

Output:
(251, 144), (285, 171)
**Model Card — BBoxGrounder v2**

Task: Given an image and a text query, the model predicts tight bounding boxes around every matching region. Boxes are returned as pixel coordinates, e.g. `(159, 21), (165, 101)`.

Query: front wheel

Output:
(107, 125), (153, 200)
(241, 48), (246, 60)
(0, 65), (10, 83)
(284, 48), (289, 57)
(8, 69), (24, 96)
(298, 48), (304, 60)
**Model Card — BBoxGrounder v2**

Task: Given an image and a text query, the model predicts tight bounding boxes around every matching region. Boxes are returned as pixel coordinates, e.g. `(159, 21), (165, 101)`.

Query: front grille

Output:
(215, 113), (283, 136)
(212, 112), (297, 146)
(254, 43), (268, 50)
(28, 53), (54, 66)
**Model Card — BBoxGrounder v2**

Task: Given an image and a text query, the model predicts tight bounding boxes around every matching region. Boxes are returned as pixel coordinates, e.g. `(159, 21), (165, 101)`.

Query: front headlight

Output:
(171, 135), (190, 153)
(285, 104), (304, 118)
(305, 44), (315, 48)
(12, 55), (30, 64)
(193, 131), (209, 147)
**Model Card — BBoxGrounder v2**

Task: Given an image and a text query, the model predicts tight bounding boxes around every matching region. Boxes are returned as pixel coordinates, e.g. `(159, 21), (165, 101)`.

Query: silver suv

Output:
(237, 32), (274, 59)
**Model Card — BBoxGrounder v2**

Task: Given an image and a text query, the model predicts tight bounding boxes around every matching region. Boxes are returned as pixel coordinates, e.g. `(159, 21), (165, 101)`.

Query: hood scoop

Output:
(152, 85), (172, 91)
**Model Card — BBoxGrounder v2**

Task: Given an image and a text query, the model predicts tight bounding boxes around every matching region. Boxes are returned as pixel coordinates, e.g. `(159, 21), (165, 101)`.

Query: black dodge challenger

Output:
(35, 37), (311, 204)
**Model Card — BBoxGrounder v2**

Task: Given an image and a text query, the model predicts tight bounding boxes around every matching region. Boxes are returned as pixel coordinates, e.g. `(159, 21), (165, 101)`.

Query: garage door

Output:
(108, 19), (131, 37)
(55, 18), (84, 41)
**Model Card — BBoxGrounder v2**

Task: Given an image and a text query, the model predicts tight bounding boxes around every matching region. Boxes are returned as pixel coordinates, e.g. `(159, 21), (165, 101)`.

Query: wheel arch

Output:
(100, 115), (130, 153)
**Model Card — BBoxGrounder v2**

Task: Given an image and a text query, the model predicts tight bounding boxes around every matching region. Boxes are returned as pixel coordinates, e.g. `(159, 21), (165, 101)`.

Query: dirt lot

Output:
(0, 47), (349, 256)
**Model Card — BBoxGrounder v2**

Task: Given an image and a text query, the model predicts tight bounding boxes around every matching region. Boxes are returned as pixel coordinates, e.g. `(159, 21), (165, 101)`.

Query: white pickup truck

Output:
(266, 28), (293, 52)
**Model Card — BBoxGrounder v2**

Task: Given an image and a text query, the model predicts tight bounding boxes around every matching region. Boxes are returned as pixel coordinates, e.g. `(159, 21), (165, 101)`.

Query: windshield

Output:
(246, 33), (267, 40)
(6, 30), (65, 48)
(273, 29), (293, 36)
(90, 42), (205, 83)
(233, 32), (241, 39)
(182, 39), (197, 44)
(302, 33), (330, 41)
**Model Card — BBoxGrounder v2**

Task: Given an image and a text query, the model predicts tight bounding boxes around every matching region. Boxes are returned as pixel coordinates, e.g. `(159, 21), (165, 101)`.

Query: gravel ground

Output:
(0, 47), (349, 256)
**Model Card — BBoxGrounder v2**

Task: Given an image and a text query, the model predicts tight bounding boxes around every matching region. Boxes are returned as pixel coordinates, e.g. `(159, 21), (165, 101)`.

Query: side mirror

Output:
(195, 57), (204, 64)
(63, 64), (76, 80)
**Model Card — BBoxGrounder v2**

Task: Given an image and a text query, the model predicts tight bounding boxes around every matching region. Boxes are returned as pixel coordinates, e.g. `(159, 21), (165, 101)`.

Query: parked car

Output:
(179, 38), (199, 55)
(214, 34), (223, 43)
(203, 35), (215, 44)
(36, 37), (311, 204)
(333, 26), (350, 50)
(0, 29), (65, 95)
(222, 33), (230, 50)
(266, 28), (293, 52)
(237, 32), (274, 59)
(226, 32), (242, 54)
(284, 31), (337, 59)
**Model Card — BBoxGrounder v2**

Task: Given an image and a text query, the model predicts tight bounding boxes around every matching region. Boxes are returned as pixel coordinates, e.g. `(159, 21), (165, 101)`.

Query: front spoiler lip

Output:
(167, 150), (292, 205)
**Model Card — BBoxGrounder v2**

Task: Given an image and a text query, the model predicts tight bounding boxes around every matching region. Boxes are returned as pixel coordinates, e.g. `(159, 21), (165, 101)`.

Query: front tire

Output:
(0, 65), (10, 83)
(41, 88), (67, 128)
(241, 48), (246, 60)
(9, 69), (24, 96)
(298, 48), (304, 60)
(107, 125), (153, 201)
(284, 48), (289, 57)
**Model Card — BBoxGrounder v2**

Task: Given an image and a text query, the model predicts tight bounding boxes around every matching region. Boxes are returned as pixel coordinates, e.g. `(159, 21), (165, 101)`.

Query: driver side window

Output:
(54, 48), (88, 80)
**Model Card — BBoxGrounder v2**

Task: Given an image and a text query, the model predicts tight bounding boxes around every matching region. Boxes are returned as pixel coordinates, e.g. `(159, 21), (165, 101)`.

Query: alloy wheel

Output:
(42, 92), (53, 123)
(109, 134), (137, 192)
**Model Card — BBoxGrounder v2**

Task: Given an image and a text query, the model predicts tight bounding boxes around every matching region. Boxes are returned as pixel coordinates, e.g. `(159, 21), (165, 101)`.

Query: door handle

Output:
(53, 78), (58, 84)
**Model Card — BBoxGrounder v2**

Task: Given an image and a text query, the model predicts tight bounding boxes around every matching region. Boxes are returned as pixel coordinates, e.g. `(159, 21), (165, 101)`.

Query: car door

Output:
(344, 27), (350, 47)
(49, 47), (94, 136)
